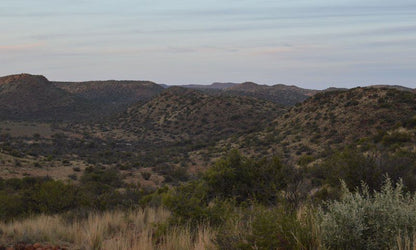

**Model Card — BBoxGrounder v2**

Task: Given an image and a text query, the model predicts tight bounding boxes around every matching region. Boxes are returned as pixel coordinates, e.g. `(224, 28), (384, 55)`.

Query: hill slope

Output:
(211, 87), (416, 163)
(117, 87), (284, 145)
(0, 74), (86, 120)
(224, 82), (319, 106)
(54, 80), (163, 111)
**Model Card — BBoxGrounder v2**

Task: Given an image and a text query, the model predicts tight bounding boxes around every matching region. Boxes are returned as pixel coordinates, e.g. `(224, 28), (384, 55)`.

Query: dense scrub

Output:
(320, 179), (416, 250)
(0, 167), (149, 221)
(1, 148), (416, 249)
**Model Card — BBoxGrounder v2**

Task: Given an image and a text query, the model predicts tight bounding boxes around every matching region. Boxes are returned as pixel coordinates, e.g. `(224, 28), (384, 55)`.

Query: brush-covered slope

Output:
(54, 80), (163, 106)
(118, 87), (283, 145)
(220, 87), (416, 162)
(224, 82), (319, 106)
(0, 74), (87, 120)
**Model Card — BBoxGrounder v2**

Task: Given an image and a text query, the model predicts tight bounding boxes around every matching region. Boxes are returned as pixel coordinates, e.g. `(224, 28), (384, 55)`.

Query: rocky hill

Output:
(116, 87), (284, 145)
(208, 87), (416, 164)
(0, 74), (87, 120)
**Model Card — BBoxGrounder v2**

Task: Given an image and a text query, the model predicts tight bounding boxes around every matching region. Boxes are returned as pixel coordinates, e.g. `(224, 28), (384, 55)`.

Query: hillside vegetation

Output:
(182, 81), (319, 106)
(0, 73), (415, 249)
(225, 82), (319, 106)
(218, 87), (416, 163)
(54, 80), (163, 114)
(117, 87), (283, 145)
(0, 74), (86, 120)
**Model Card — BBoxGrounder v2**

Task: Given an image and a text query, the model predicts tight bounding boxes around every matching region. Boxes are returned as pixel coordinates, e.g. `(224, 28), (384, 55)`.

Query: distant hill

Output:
(179, 81), (319, 106)
(55, 80), (163, 103)
(224, 82), (319, 106)
(116, 87), (284, 145)
(54, 80), (163, 114)
(369, 85), (415, 93)
(180, 82), (237, 90)
(0, 74), (88, 120)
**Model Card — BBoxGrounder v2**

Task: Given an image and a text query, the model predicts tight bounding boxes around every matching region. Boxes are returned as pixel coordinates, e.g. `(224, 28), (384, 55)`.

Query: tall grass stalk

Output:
(0, 208), (214, 249)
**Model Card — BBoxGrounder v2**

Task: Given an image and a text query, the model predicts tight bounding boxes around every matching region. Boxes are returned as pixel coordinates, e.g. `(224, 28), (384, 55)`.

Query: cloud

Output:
(0, 43), (44, 51)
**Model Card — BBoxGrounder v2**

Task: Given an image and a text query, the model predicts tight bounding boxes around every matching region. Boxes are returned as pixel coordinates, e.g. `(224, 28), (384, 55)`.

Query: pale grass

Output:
(157, 226), (215, 250)
(0, 208), (216, 250)
(397, 232), (416, 250)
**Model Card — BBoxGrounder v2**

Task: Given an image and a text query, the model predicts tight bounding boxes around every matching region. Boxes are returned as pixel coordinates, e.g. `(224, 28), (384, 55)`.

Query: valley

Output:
(0, 73), (415, 249)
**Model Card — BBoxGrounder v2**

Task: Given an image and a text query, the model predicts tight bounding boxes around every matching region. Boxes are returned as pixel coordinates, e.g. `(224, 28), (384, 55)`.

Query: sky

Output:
(1, 0), (415, 89)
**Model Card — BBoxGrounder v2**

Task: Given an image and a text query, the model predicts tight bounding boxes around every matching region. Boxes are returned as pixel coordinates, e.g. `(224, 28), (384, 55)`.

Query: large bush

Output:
(163, 150), (294, 227)
(203, 150), (293, 205)
(163, 181), (233, 227)
(319, 178), (416, 250)
(216, 205), (320, 250)
(314, 148), (416, 195)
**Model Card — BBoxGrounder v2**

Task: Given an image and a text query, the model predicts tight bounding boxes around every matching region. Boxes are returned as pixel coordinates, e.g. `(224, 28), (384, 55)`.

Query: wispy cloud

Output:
(1, 0), (415, 88)
(0, 43), (44, 51)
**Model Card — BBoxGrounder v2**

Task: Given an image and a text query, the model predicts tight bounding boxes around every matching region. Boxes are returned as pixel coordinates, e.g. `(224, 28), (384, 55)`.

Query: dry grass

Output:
(397, 233), (416, 250)
(0, 208), (216, 250)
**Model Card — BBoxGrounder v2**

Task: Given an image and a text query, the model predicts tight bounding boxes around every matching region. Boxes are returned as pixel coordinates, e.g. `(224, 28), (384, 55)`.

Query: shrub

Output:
(141, 171), (152, 180)
(315, 149), (381, 192)
(203, 150), (292, 205)
(28, 180), (78, 214)
(163, 181), (232, 227)
(80, 167), (122, 188)
(382, 131), (412, 145)
(216, 205), (320, 250)
(319, 178), (416, 250)
(0, 191), (25, 221)
(314, 148), (416, 195)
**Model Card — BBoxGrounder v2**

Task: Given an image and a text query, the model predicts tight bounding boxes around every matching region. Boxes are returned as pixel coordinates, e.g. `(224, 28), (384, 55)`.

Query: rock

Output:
(24, 244), (34, 250)
(32, 243), (42, 248)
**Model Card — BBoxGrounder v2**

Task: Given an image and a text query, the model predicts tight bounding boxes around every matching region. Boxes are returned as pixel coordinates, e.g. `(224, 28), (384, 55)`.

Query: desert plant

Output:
(319, 178), (416, 250)
(216, 205), (321, 250)
(203, 150), (293, 205)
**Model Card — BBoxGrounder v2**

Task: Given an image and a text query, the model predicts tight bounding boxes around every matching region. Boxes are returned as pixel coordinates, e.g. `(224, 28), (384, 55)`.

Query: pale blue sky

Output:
(1, 0), (415, 88)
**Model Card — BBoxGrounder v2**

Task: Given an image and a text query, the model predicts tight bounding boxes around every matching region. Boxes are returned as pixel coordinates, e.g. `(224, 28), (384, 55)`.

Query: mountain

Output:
(0, 74), (87, 120)
(208, 87), (416, 164)
(116, 87), (284, 145)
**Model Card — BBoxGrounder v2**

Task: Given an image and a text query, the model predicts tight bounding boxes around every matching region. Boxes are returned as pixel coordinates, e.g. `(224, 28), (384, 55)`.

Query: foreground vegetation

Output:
(1, 179), (416, 249)
(0, 79), (415, 249)
(1, 150), (416, 249)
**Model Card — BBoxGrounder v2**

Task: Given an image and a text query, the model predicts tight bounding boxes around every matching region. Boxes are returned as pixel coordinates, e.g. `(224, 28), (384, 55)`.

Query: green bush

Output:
(0, 178), (77, 221)
(203, 150), (292, 205)
(80, 167), (122, 188)
(163, 181), (232, 227)
(382, 131), (412, 145)
(0, 191), (25, 221)
(28, 180), (78, 214)
(0, 171), (143, 221)
(216, 205), (320, 250)
(315, 149), (379, 192)
(314, 148), (416, 196)
(319, 178), (416, 250)
(163, 151), (298, 227)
